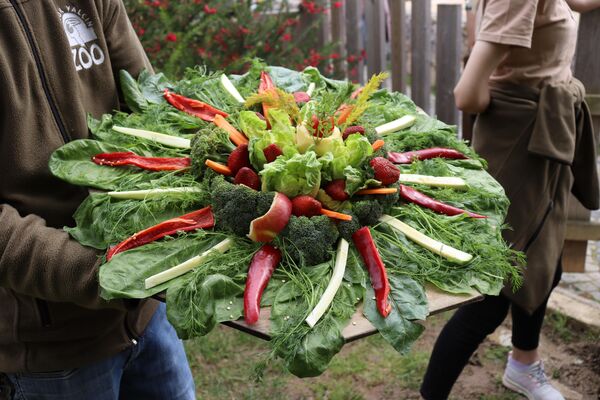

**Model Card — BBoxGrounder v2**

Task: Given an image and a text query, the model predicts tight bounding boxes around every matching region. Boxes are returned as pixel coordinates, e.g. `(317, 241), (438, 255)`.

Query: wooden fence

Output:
(305, 0), (600, 272)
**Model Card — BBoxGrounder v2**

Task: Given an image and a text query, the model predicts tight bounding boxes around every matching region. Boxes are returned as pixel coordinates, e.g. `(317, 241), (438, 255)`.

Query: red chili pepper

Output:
(399, 185), (487, 218)
(244, 245), (282, 324)
(92, 152), (191, 171)
(259, 71), (276, 92)
(163, 89), (228, 122)
(259, 71), (276, 125)
(106, 207), (215, 261)
(352, 227), (391, 318)
(387, 148), (468, 164)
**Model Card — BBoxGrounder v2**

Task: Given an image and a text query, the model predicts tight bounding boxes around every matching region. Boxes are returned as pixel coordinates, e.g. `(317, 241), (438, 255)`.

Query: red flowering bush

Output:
(125, 0), (337, 78)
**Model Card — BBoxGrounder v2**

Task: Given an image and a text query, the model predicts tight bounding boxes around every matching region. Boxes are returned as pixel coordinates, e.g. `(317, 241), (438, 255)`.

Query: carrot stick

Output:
(320, 208), (353, 221)
(371, 139), (385, 151)
(213, 115), (249, 146)
(336, 104), (354, 125)
(356, 188), (398, 195)
(205, 159), (232, 176)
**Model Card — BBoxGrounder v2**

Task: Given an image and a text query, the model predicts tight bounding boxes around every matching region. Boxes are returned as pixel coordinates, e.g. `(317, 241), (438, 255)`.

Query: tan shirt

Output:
(476, 0), (578, 87)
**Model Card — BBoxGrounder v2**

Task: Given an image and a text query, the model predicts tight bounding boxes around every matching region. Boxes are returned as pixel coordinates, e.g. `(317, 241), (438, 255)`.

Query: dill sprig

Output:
(343, 71), (389, 129)
(244, 88), (301, 124)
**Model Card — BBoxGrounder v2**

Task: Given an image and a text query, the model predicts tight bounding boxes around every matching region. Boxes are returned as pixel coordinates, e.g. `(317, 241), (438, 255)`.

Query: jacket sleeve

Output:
(101, 0), (153, 88)
(0, 204), (130, 310)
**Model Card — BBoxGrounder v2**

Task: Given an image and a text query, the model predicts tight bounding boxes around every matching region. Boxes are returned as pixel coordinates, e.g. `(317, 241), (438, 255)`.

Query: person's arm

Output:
(453, 40), (510, 114)
(100, 0), (153, 98)
(565, 0), (600, 12)
(0, 204), (128, 310)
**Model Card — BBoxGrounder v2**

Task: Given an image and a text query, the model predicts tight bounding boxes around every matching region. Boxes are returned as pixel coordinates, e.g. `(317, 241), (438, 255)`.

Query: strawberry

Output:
(227, 144), (251, 175)
(370, 157), (400, 185)
(291, 195), (322, 217)
(263, 143), (283, 163)
(324, 179), (349, 201)
(234, 167), (260, 190)
(293, 91), (311, 104)
(342, 125), (365, 140)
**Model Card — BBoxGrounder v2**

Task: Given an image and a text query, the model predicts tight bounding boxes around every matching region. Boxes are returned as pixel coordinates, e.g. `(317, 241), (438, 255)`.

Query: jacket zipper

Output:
(35, 299), (51, 327)
(8, 0), (71, 143)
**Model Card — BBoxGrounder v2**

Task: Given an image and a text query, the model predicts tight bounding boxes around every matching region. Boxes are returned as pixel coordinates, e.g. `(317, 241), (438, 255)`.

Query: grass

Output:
(185, 323), (430, 400)
(183, 309), (599, 399)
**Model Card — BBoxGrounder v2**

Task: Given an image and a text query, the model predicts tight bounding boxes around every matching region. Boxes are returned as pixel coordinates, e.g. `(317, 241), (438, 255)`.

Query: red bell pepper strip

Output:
(399, 184), (487, 219)
(92, 152), (191, 171)
(352, 227), (391, 318)
(163, 89), (228, 122)
(387, 148), (468, 164)
(244, 245), (282, 324)
(106, 207), (215, 261)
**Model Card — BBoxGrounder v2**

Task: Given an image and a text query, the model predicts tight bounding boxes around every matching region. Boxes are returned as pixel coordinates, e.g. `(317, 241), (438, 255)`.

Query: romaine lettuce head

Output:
(317, 133), (373, 180)
(239, 111), (267, 139)
(248, 108), (298, 169)
(260, 151), (322, 198)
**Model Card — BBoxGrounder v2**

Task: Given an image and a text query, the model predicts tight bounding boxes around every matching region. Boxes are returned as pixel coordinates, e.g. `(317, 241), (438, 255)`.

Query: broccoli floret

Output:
(351, 200), (383, 226)
(364, 125), (379, 145)
(211, 176), (274, 236)
(191, 125), (236, 178)
(337, 211), (361, 241)
(377, 182), (400, 211)
(278, 216), (340, 266)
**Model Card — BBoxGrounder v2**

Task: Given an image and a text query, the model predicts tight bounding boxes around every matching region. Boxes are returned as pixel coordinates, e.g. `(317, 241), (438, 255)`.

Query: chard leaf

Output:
(99, 232), (228, 299)
(167, 273), (244, 339)
(49, 139), (165, 190)
(120, 69), (149, 113)
(66, 188), (205, 250)
(363, 280), (425, 354)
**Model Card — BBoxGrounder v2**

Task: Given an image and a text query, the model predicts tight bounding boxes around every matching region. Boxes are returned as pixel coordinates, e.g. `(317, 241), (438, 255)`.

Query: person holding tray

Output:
(0, 1), (194, 399)
(420, 0), (600, 399)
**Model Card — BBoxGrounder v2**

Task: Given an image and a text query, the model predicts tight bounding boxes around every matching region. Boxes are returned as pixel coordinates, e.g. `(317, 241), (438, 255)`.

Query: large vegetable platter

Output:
(50, 61), (522, 378)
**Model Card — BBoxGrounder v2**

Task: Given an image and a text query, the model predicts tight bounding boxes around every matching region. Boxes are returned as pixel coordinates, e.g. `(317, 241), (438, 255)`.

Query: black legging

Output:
(420, 263), (562, 400)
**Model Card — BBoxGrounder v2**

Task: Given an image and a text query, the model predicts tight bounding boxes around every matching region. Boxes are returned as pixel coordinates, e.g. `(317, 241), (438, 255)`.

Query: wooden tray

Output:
(222, 285), (482, 342)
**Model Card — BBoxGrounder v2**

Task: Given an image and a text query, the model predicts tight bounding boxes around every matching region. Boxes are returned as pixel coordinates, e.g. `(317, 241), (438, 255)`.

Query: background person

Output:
(0, 1), (195, 399)
(420, 0), (600, 399)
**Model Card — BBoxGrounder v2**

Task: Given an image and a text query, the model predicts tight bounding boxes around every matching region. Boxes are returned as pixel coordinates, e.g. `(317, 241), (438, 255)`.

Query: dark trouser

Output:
(420, 263), (562, 400)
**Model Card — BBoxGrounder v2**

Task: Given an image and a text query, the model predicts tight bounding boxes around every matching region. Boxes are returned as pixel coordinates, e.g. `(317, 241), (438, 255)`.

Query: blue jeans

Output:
(5, 303), (195, 400)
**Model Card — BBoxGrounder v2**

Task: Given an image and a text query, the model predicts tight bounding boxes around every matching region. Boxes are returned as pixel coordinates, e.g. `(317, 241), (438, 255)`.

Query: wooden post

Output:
(411, 0), (432, 113)
(435, 3), (461, 125)
(389, 0), (407, 92)
(563, 9), (600, 273)
(345, 0), (364, 83)
(330, 0), (346, 79)
(365, 0), (387, 78)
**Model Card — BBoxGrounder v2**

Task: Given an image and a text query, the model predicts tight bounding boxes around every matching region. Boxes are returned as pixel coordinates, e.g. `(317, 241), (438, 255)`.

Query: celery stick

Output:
(144, 238), (233, 289)
(112, 126), (191, 149)
(379, 215), (473, 264)
(305, 239), (349, 328)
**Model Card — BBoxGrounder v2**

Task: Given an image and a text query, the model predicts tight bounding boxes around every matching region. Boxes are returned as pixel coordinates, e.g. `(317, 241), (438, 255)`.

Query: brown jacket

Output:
(0, 0), (158, 372)
(473, 79), (598, 313)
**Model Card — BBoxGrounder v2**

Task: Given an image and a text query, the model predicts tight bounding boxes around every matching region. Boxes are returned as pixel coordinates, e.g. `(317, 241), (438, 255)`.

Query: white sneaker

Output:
(502, 358), (565, 400)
